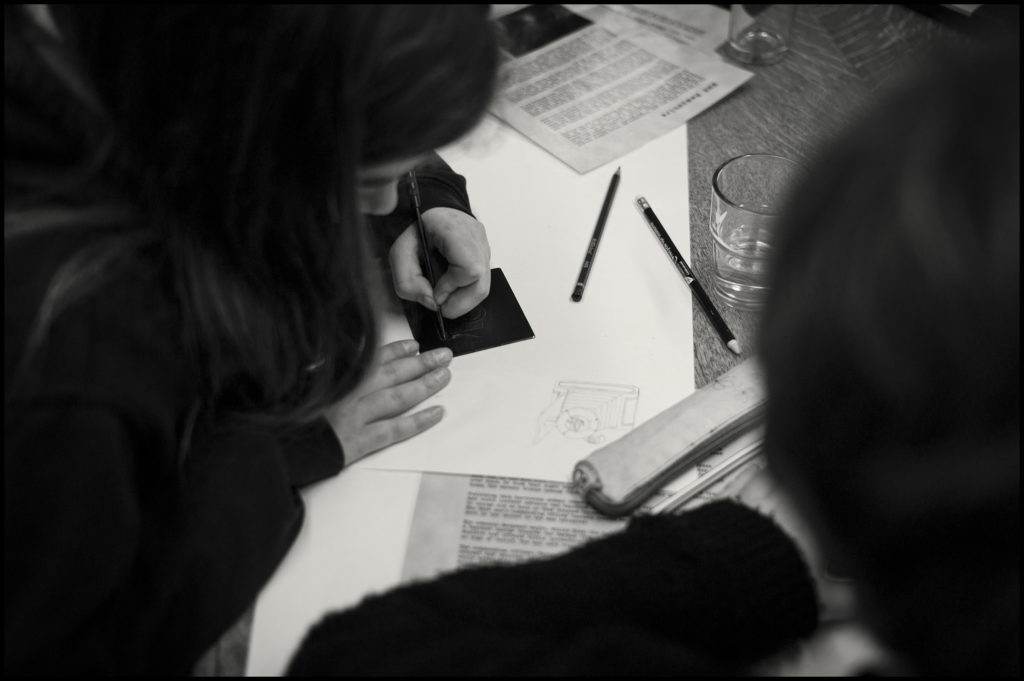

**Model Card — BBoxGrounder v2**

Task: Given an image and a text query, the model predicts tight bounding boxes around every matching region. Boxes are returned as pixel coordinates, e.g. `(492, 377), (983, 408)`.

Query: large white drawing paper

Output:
(356, 113), (695, 484)
(489, 4), (751, 173)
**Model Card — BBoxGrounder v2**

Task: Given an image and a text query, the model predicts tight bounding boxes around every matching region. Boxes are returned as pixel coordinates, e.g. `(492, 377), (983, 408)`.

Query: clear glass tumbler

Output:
(709, 154), (804, 310)
(726, 5), (797, 66)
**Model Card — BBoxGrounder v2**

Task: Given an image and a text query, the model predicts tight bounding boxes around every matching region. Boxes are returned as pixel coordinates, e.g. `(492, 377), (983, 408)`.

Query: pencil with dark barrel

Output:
(409, 170), (447, 340)
(571, 166), (621, 302)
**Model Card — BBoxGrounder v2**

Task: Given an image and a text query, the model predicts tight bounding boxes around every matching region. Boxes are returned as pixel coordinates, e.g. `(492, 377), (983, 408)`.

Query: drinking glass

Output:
(709, 154), (804, 310)
(726, 5), (797, 66)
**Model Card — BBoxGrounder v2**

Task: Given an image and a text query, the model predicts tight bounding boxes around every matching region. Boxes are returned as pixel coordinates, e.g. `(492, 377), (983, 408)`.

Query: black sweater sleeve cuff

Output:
(412, 152), (473, 217)
(366, 152), (474, 256)
(277, 418), (345, 488)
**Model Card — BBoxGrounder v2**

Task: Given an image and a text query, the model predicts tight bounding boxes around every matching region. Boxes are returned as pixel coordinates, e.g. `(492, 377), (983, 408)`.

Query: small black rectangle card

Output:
(402, 267), (534, 357)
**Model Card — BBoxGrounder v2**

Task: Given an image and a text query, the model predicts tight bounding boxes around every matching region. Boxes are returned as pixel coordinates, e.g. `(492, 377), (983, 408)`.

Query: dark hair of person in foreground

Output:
(760, 39), (1020, 676)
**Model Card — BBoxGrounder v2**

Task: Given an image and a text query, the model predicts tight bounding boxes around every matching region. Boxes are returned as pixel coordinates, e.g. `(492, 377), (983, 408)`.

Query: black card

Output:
(402, 267), (534, 357)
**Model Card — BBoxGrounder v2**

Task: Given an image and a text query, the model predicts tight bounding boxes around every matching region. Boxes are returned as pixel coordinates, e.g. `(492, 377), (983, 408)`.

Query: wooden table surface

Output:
(203, 5), (970, 675)
(687, 4), (961, 387)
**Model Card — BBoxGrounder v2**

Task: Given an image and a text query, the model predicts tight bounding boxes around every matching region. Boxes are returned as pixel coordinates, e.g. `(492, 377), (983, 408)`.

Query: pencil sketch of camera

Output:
(534, 381), (639, 445)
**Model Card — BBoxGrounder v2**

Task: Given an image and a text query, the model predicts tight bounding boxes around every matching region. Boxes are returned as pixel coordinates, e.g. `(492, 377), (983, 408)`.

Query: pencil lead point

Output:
(727, 339), (743, 355)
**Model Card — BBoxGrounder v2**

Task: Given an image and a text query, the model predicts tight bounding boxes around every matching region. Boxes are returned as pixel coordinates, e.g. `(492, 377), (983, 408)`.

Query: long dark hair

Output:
(6, 5), (499, 424)
(759, 42), (1019, 675)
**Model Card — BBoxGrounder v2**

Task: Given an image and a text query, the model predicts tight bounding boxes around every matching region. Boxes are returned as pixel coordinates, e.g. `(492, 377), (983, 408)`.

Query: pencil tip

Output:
(727, 339), (742, 355)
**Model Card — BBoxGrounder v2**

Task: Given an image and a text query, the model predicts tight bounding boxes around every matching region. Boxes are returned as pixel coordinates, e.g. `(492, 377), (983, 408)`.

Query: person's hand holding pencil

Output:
(390, 172), (492, 328)
(417, 208), (491, 318)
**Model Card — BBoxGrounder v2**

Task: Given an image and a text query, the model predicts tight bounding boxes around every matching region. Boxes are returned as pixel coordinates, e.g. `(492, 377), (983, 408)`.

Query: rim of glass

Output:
(711, 153), (806, 216)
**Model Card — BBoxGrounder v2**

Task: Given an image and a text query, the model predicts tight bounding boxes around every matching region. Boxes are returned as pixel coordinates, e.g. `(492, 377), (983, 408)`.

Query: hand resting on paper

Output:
(324, 340), (453, 465)
(390, 207), (492, 318)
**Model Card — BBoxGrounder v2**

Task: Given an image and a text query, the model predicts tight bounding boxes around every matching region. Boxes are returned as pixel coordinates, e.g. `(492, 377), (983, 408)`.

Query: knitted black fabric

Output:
(287, 500), (819, 675)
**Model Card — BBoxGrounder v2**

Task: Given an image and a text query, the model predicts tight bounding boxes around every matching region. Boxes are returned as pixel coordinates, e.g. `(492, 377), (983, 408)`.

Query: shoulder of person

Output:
(5, 224), (194, 434)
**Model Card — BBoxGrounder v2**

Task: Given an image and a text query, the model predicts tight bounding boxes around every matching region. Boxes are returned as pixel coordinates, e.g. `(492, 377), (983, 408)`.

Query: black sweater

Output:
(3, 164), (471, 675)
(287, 500), (820, 676)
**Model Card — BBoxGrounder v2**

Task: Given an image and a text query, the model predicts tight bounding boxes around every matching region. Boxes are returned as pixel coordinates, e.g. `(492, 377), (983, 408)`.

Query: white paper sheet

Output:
(401, 474), (627, 582)
(355, 114), (695, 484)
(488, 4), (751, 172)
(401, 430), (768, 585)
(603, 4), (731, 54)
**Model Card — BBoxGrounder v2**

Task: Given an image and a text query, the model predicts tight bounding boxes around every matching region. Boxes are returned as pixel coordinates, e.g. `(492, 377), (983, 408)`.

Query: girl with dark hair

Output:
(5, 4), (499, 674)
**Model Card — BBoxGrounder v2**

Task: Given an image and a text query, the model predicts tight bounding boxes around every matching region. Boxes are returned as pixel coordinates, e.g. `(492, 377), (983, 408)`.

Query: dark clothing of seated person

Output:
(4, 5), (499, 675)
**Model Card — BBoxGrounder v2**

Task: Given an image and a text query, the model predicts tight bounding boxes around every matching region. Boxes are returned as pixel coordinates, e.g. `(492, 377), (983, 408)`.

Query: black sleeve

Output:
(413, 152), (473, 216)
(3, 223), (345, 675)
(367, 151), (475, 257)
(3, 402), (343, 675)
(286, 500), (820, 676)
(278, 417), (348, 484)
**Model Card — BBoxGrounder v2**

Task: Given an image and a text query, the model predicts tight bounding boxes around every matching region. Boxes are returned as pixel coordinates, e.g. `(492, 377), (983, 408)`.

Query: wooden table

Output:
(687, 4), (961, 387)
(202, 5), (966, 675)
